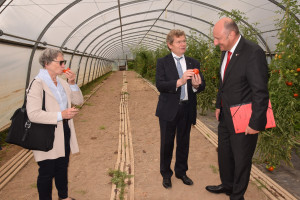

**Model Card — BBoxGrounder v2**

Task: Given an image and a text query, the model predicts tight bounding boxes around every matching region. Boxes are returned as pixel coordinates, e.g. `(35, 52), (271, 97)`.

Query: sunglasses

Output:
(52, 60), (67, 65)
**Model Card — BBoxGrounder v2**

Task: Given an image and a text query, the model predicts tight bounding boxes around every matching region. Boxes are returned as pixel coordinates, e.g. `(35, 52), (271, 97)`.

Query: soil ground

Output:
(0, 71), (298, 200)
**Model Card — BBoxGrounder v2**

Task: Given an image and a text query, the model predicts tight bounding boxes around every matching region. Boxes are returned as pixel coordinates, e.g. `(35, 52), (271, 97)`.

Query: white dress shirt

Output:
(36, 69), (80, 121)
(221, 35), (241, 81)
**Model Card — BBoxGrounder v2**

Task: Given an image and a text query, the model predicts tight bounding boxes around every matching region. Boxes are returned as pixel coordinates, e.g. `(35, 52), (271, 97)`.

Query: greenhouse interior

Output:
(0, 0), (299, 199)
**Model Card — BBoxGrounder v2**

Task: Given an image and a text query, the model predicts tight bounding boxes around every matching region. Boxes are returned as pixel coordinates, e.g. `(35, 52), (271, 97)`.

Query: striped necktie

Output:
(175, 57), (185, 100)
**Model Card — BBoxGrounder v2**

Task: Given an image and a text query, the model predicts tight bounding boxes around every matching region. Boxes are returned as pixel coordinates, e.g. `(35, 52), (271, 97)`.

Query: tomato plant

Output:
(257, 0), (300, 168)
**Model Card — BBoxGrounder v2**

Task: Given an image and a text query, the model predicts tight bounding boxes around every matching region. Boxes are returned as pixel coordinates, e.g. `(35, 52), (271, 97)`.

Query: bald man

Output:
(205, 18), (269, 200)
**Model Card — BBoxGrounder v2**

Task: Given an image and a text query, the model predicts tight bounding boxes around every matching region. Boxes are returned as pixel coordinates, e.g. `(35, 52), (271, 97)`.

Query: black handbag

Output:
(5, 79), (56, 151)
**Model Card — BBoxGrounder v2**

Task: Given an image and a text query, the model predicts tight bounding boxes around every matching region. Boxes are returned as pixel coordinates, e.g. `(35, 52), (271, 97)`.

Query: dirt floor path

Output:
(0, 71), (269, 199)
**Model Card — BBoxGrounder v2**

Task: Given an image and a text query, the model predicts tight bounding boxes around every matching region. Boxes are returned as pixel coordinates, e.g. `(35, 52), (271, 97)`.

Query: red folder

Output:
(230, 100), (276, 134)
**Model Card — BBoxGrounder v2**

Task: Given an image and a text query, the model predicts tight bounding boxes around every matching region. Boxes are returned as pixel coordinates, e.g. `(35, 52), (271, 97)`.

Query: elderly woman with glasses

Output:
(26, 48), (83, 200)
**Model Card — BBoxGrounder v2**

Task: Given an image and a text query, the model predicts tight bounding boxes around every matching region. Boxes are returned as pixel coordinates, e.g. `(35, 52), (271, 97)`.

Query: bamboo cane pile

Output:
(110, 71), (134, 200)
(0, 149), (32, 190)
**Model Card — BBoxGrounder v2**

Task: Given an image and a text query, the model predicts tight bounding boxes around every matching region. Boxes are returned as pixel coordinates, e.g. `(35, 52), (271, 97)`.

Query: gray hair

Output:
(39, 48), (63, 68)
(224, 19), (240, 35)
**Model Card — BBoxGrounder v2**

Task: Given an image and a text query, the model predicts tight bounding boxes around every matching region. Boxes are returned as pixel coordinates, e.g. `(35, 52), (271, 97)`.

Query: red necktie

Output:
(223, 51), (232, 80)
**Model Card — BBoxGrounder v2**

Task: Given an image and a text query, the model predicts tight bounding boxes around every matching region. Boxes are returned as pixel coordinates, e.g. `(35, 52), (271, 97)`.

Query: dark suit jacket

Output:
(216, 36), (269, 132)
(155, 53), (205, 125)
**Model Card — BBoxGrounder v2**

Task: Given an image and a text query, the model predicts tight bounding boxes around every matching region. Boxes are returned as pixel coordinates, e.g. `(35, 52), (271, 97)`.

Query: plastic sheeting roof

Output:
(1, 0), (299, 62)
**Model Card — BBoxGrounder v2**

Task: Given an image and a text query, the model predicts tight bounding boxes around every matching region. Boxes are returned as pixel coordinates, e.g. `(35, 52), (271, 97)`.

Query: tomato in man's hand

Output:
(63, 68), (70, 73)
(193, 68), (199, 74)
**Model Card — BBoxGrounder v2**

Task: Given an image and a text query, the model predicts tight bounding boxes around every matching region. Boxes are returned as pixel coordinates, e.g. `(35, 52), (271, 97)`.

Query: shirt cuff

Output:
(192, 87), (198, 92)
(69, 84), (80, 91)
(57, 112), (62, 121)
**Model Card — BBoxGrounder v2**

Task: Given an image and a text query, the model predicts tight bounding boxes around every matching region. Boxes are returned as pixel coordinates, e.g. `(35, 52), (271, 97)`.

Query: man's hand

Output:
(177, 69), (194, 88)
(192, 73), (202, 88)
(245, 126), (259, 135)
(215, 108), (220, 121)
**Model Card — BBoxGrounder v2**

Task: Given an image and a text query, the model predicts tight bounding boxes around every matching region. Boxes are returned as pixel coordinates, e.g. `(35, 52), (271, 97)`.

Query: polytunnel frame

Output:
(38, 0), (297, 87)
(2, 0), (298, 93)
(101, 30), (210, 59)
(71, 16), (212, 76)
(81, 31), (166, 82)
(82, 39), (158, 84)
(61, 0), (153, 67)
(63, 7), (213, 66)
(56, 0), (279, 80)
(60, 0), (273, 64)
(97, 32), (166, 55)
(102, 37), (164, 58)
(96, 19), (211, 60)
(23, 0), (113, 92)
(83, 57), (106, 85)
(99, 30), (205, 59)
(92, 17), (212, 56)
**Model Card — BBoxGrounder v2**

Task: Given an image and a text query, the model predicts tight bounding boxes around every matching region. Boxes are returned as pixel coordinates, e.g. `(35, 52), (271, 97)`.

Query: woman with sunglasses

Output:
(26, 48), (83, 200)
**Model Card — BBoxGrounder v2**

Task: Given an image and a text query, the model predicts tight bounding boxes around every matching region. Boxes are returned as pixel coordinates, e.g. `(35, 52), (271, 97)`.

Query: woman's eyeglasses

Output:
(52, 60), (67, 65)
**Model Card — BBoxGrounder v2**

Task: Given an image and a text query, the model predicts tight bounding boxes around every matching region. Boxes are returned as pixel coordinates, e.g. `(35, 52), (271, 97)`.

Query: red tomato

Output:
(63, 68), (70, 73)
(294, 93), (298, 98)
(268, 166), (274, 172)
(297, 68), (300, 72)
(286, 81), (293, 86)
(193, 68), (199, 74)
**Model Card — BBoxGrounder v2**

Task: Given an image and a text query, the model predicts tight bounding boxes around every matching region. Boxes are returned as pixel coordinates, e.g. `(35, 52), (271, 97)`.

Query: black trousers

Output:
(218, 111), (258, 200)
(37, 121), (71, 200)
(159, 103), (192, 178)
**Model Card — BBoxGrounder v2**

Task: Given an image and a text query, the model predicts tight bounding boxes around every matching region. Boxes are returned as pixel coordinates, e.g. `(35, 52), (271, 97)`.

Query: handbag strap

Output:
(42, 90), (46, 111)
(23, 79), (46, 111)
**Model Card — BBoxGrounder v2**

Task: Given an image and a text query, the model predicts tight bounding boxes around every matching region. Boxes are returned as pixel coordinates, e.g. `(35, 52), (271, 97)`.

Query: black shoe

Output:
(162, 178), (172, 189)
(175, 175), (193, 185)
(205, 184), (232, 195)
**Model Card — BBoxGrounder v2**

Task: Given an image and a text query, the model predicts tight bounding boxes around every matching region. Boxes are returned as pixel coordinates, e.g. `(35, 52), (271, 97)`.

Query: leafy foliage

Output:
(186, 32), (221, 115)
(130, 45), (169, 84)
(109, 169), (133, 200)
(256, 0), (300, 167)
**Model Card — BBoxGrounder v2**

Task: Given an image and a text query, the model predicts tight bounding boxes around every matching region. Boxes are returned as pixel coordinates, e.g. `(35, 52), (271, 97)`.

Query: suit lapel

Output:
(185, 56), (193, 89)
(222, 36), (245, 85)
(40, 80), (56, 99)
(185, 57), (193, 70)
(167, 54), (180, 79)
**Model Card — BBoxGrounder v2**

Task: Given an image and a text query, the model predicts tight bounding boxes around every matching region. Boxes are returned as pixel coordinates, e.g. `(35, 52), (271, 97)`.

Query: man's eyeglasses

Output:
(52, 60), (67, 65)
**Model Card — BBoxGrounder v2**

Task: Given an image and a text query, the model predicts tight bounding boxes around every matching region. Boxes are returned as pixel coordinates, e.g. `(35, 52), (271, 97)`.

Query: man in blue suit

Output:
(155, 29), (205, 189)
